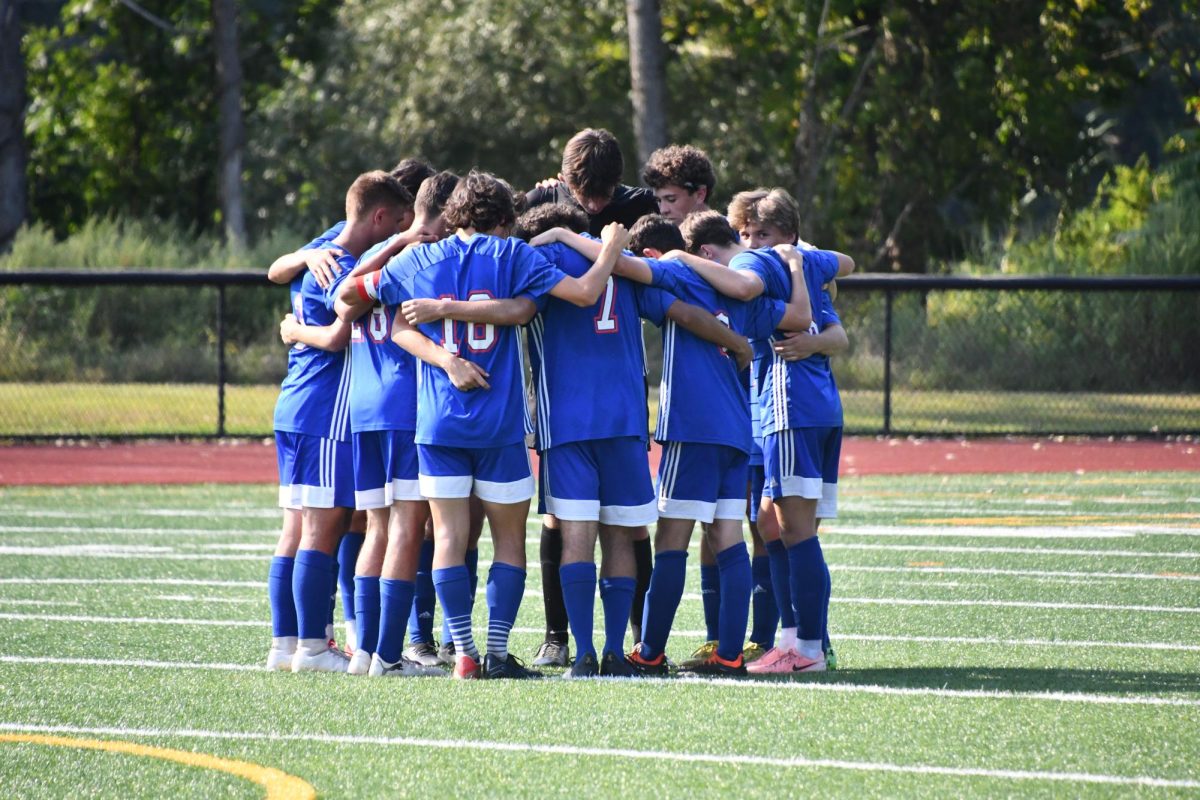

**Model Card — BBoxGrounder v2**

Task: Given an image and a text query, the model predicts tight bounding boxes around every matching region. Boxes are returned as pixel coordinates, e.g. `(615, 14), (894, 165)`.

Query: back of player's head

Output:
(680, 210), (739, 254)
(728, 188), (801, 243)
(414, 171), (461, 219)
(629, 214), (685, 256)
(390, 158), (437, 198)
(511, 203), (589, 242)
(561, 128), (624, 201)
(641, 145), (716, 198)
(346, 170), (413, 221)
(443, 170), (517, 232)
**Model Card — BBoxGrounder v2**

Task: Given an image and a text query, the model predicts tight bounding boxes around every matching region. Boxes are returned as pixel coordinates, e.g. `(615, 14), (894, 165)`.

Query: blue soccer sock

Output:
(268, 556), (297, 639)
(293, 549), (335, 642)
(749, 554), (778, 648)
(433, 565), (477, 660)
(700, 563), (721, 642)
(787, 537), (829, 659)
(559, 561), (598, 660)
(715, 543), (752, 662)
(639, 550), (687, 661)
(376, 578), (415, 665)
(352, 576), (381, 655)
(485, 562), (525, 660)
(822, 558), (832, 651)
(409, 539), (435, 644)
(337, 531), (364, 625)
(765, 539), (796, 631)
(599, 576), (636, 658)
(443, 547), (480, 645)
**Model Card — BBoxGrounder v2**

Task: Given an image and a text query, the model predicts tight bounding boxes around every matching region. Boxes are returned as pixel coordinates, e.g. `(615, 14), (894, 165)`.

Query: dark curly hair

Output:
(442, 170), (517, 232)
(629, 214), (685, 255)
(511, 203), (589, 241)
(680, 210), (738, 254)
(641, 145), (715, 198)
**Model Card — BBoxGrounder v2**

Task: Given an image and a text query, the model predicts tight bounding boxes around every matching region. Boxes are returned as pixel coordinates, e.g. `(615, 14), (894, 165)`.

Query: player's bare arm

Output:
(547, 222), (630, 307)
(530, 227), (649, 281)
(662, 249), (765, 302)
(665, 301), (754, 372)
(774, 323), (849, 362)
(401, 297), (538, 327)
(771, 244), (815, 332)
(279, 313), (352, 352)
(335, 271), (382, 322)
(390, 312), (490, 391)
(267, 247), (343, 288)
(347, 227), (440, 278)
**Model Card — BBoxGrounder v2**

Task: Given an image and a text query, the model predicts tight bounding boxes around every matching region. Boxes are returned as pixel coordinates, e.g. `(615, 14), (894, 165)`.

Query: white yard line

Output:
(0, 526), (277, 537)
(0, 721), (1194, 788)
(0, 578), (263, 588)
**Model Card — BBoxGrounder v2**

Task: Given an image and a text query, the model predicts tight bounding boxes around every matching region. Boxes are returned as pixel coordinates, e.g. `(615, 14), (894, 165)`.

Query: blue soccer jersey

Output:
(373, 233), (567, 449)
(730, 248), (842, 432)
(641, 259), (785, 452)
(347, 237), (417, 433)
(526, 240), (669, 451)
(273, 242), (354, 441)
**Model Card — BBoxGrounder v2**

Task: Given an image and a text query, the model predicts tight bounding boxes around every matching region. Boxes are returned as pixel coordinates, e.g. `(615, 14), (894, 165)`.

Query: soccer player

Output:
(516, 204), (752, 678)
(268, 170), (412, 674)
(640, 144), (715, 225)
(668, 208), (853, 673)
(342, 171), (628, 679)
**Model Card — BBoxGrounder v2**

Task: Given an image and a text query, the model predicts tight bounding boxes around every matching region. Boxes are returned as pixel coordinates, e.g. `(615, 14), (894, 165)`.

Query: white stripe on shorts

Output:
(389, 478), (423, 503)
(599, 499), (658, 527)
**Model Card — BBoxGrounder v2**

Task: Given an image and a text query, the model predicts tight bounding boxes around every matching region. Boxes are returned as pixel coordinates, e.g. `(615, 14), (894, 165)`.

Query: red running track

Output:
(0, 437), (1196, 486)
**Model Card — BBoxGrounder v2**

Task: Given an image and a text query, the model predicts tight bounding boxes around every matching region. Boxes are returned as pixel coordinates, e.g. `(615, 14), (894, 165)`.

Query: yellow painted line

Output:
(0, 733), (315, 799)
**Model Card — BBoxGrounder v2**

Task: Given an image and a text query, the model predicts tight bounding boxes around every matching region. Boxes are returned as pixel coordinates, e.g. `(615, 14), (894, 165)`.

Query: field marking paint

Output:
(0, 508), (280, 519)
(3, 656), (1198, 707)
(150, 595), (256, 604)
(0, 578), (263, 588)
(0, 722), (1194, 789)
(832, 527), (1137, 539)
(0, 526), (278, 537)
(824, 543), (1200, 559)
(831, 565), (1200, 582)
(0, 731), (315, 799)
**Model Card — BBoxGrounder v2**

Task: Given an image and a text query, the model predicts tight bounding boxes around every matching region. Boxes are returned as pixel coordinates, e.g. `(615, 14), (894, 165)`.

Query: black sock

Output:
(631, 535), (653, 634)
(540, 525), (569, 644)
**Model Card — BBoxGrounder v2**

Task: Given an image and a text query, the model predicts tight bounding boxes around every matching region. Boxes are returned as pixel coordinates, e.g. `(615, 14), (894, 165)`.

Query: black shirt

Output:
(524, 183), (659, 237)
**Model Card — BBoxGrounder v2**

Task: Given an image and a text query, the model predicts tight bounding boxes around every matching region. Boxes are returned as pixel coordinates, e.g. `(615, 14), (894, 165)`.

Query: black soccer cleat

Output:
(564, 651), (599, 679)
(599, 650), (639, 678)
(484, 652), (544, 680)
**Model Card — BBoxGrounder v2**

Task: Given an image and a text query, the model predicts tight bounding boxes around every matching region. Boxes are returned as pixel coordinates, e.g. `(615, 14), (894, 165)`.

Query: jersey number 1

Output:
(594, 277), (618, 334)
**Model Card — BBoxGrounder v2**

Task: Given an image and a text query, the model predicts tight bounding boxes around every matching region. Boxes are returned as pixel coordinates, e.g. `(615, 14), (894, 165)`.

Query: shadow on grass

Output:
(771, 666), (1200, 696)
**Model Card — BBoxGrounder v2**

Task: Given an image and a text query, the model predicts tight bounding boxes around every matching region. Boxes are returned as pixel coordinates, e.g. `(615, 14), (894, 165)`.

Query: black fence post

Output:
(883, 289), (893, 436)
(217, 283), (227, 437)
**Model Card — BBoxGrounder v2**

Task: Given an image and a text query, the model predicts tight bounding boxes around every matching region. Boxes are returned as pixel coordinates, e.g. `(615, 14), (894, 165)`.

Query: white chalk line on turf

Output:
(0, 578), (262, 588)
(0, 722), (1194, 788)
(0, 526), (277, 537)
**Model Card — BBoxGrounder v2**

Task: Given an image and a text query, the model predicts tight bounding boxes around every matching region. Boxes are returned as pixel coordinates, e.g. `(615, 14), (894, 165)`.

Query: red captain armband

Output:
(355, 274), (379, 303)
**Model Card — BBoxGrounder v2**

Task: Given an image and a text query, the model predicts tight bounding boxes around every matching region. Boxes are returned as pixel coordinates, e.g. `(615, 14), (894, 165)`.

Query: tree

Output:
(0, 0), (27, 251)
(211, 0), (246, 248)
(626, 0), (669, 168)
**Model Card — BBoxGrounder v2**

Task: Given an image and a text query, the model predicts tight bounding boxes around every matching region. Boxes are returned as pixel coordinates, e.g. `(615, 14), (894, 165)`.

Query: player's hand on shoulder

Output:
(279, 313), (301, 345)
(401, 298), (446, 325)
(601, 221), (631, 248)
(304, 248), (342, 288)
(773, 243), (800, 260)
(445, 357), (490, 391)
(534, 175), (564, 191)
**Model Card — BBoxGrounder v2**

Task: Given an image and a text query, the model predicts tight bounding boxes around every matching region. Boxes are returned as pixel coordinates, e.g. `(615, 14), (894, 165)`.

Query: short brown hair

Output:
(561, 128), (624, 200)
(414, 171), (460, 219)
(629, 214), (685, 255)
(442, 170), (517, 232)
(512, 203), (589, 241)
(390, 158), (436, 198)
(641, 145), (715, 197)
(346, 170), (412, 221)
(680, 210), (738, 254)
(727, 188), (801, 242)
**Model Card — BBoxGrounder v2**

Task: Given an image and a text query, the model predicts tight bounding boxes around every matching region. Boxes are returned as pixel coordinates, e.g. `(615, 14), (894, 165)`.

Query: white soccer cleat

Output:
(367, 652), (446, 677)
(265, 637), (297, 672)
(291, 643), (350, 674)
(347, 648), (373, 675)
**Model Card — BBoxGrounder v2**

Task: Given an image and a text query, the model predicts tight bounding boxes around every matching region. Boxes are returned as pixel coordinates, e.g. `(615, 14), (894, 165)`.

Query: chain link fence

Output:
(1, 271), (1197, 439)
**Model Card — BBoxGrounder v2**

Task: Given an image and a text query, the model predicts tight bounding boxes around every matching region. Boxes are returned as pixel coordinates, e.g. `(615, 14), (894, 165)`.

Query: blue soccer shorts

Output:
(762, 426), (841, 518)
(748, 464), (766, 523)
(541, 436), (657, 526)
(353, 429), (422, 510)
(417, 442), (534, 503)
(275, 431), (355, 510)
(657, 442), (749, 523)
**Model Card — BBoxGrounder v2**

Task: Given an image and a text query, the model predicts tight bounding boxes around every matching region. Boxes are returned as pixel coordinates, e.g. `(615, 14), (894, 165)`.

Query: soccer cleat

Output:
(825, 646), (838, 671)
(291, 644), (350, 674)
(679, 640), (718, 669)
(453, 653), (482, 680)
(747, 649), (825, 675)
(531, 639), (570, 668)
(484, 653), (544, 680)
(564, 651), (599, 679)
(680, 650), (748, 677)
(347, 648), (372, 675)
(599, 651), (638, 678)
(265, 640), (296, 672)
(625, 643), (669, 677)
(403, 641), (443, 668)
(745, 646), (788, 674)
(368, 653), (446, 677)
(437, 640), (456, 666)
(742, 642), (769, 664)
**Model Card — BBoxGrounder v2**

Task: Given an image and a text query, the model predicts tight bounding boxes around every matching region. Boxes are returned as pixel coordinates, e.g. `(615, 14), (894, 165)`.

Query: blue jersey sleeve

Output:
(374, 255), (414, 308)
(805, 249), (841, 286)
(634, 282), (674, 327)
(742, 297), (787, 339)
(512, 241), (567, 301)
(730, 250), (787, 299)
(302, 221), (346, 251)
(819, 292), (840, 329)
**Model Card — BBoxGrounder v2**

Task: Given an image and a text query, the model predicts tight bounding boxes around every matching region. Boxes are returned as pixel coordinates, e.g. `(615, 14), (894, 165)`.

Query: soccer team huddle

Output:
(266, 128), (853, 680)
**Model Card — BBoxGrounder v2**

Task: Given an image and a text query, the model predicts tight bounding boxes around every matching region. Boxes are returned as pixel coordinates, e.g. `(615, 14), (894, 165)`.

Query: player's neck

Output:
(331, 221), (374, 259)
